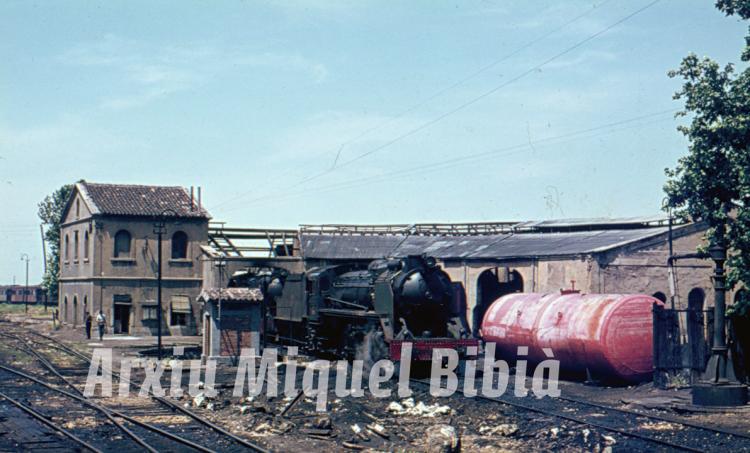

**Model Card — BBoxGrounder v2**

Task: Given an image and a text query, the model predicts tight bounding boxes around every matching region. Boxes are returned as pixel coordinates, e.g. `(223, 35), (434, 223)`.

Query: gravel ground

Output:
(3, 310), (750, 452)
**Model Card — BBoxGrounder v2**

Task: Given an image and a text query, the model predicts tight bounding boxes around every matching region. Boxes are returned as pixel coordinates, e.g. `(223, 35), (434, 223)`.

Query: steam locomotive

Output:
(228, 255), (476, 363)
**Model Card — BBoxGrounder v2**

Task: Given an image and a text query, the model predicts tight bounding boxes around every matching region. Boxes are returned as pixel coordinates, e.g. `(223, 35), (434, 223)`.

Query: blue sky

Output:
(0, 0), (747, 283)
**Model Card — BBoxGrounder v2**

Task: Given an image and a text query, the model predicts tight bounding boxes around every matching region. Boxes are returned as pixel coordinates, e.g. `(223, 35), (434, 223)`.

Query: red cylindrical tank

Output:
(480, 293), (662, 383)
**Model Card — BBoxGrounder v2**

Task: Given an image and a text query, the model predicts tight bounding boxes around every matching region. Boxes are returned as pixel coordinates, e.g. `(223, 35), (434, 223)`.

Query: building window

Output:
(170, 295), (191, 326)
(114, 230), (132, 258)
(171, 231), (188, 259)
(142, 305), (159, 321)
(64, 234), (70, 261)
(84, 231), (89, 260)
(74, 231), (79, 261)
(76, 199), (80, 218)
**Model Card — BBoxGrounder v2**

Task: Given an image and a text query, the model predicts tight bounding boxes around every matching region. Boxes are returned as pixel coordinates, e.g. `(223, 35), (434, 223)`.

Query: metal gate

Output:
(652, 304), (713, 387)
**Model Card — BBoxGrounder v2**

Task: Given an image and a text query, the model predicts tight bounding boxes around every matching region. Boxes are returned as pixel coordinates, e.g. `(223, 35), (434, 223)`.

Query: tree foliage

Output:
(37, 184), (74, 300)
(665, 1), (750, 314)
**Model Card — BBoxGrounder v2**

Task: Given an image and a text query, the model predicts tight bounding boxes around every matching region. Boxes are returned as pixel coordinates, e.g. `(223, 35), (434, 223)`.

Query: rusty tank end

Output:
(480, 292), (663, 383)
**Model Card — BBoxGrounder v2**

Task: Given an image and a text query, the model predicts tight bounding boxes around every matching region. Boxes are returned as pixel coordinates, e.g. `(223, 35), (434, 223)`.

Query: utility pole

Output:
(153, 209), (177, 361)
(40, 224), (48, 311)
(20, 254), (29, 314)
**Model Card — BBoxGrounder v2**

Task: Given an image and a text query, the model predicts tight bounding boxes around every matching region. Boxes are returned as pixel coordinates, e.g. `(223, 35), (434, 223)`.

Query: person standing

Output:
(84, 313), (92, 340)
(96, 310), (106, 341)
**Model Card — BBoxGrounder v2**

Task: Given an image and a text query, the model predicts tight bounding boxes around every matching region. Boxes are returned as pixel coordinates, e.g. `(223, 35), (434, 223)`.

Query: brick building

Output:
(58, 181), (210, 335)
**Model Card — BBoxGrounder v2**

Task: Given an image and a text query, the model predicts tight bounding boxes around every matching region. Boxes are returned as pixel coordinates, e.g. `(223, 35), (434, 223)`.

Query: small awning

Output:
(171, 296), (192, 313)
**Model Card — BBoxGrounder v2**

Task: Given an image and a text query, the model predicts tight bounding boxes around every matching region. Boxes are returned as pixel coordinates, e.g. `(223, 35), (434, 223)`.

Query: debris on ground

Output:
(424, 424), (460, 453)
(366, 422), (389, 439)
(386, 398), (452, 417)
(312, 415), (332, 430)
(640, 421), (682, 431)
(192, 392), (207, 407)
(478, 423), (518, 436)
(351, 423), (369, 441)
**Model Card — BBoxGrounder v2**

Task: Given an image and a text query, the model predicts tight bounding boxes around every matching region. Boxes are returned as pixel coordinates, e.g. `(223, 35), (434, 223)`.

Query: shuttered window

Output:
(171, 296), (191, 313)
(170, 296), (191, 326)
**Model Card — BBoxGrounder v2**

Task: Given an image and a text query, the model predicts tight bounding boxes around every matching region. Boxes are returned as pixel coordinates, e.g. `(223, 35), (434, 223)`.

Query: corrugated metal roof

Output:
(513, 215), (669, 229)
(300, 226), (674, 261)
(301, 235), (403, 260)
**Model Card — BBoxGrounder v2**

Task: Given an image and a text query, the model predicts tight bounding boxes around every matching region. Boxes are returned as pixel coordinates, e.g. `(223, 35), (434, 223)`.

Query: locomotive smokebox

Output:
(481, 292), (662, 383)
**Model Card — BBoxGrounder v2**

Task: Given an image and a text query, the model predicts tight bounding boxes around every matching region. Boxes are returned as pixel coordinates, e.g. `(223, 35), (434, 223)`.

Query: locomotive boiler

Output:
(229, 255), (475, 362)
(481, 292), (662, 383)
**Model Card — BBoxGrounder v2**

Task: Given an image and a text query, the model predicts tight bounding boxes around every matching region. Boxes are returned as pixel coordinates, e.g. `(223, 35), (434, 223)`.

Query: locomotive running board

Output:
(389, 338), (480, 361)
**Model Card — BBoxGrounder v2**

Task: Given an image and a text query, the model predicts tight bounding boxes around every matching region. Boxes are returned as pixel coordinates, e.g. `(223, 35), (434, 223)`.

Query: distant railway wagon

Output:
(228, 255), (477, 365)
(1, 286), (47, 305)
(481, 292), (662, 383)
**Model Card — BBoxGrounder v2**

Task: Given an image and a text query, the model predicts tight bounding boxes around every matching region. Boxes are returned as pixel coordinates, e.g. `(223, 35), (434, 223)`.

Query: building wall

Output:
(442, 225), (722, 335)
(59, 196), (208, 335)
(595, 227), (715, 309)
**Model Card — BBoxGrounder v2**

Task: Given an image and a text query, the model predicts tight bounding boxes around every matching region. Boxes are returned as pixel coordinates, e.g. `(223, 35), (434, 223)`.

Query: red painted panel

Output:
(390, 338), (480, 361)
(481, 293), (662, 382)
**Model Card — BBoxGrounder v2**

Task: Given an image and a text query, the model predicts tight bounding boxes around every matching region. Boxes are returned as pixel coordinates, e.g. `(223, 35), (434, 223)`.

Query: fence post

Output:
(653, 303), (664, 386)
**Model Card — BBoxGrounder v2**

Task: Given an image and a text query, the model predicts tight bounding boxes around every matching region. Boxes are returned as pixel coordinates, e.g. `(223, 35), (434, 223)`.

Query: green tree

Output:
(37, 184), (74, 301)
(665, 0), (750, 314)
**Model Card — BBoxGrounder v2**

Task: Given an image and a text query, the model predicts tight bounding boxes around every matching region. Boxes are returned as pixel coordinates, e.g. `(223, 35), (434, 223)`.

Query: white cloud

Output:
(59, 34), (329, 110)
(543, 49), (617, 70)
(230, 53), (329, 83)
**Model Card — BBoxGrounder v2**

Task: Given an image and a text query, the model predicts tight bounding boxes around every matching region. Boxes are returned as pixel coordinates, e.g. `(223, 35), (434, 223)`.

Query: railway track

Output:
(0, 388), (103, 453)
(4, 323), (750, 452)
(410, 378), (750, 452)
(0, 326), (270, 453)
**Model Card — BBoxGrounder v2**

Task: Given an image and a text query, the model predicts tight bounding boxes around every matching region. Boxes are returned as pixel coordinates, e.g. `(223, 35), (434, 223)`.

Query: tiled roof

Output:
(78, 182), (210, 218)
(198, 288), (263, 302)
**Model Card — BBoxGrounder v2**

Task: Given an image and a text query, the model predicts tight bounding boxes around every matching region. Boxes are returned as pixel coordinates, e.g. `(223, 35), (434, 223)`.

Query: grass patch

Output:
(0, 302), (50, 316)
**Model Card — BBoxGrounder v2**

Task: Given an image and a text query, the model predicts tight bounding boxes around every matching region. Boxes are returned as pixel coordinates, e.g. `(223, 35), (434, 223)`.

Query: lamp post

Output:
(20, 254), (29, 313)
(153, 209), (177, 361)
(692, 221), (748, 405)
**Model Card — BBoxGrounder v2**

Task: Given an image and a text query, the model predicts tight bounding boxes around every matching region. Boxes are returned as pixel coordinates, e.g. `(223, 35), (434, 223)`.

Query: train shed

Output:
(296, 216), (720, 335)
(200, 216), (730, 382)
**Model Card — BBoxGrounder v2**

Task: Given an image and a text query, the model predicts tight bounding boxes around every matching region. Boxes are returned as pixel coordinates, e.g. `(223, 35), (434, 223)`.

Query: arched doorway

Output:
(63, 296), (68, 324)
(688, 288), (705, 311)
(72, 296), (78, 327)
(83, 295), (88, 324)
(474, 267), (523, 334)
(652, 292), (667, 303)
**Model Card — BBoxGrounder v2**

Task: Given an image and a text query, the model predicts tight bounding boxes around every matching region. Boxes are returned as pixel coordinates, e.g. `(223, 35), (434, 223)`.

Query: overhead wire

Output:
(318, 0), (663, 173)
(217, 107), (679, 211)
(213, 0), (663, 213)
(208, 0), (619, 212)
